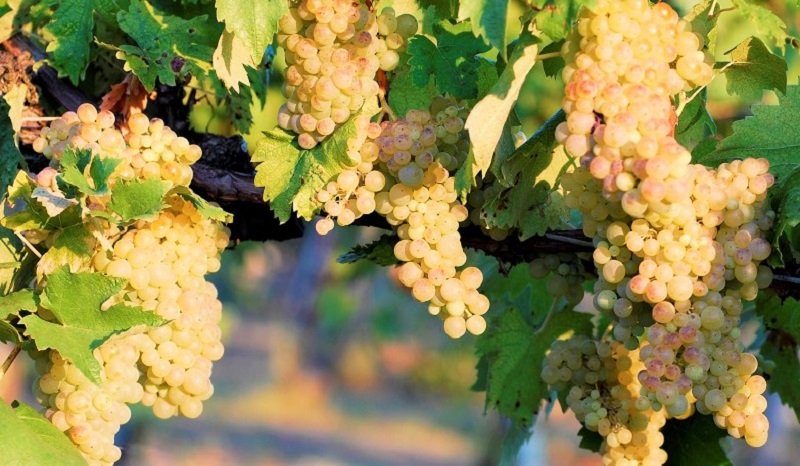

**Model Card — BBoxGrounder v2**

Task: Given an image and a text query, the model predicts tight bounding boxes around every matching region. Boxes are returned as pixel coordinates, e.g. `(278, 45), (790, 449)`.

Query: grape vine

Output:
(1, 0), (800, 465)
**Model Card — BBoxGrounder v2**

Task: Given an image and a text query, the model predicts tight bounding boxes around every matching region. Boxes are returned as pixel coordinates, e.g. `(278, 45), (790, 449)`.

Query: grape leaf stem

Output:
(14, 233), (42, 259)
(675, 62), (734, 116)
(20, 116), (59, 122)
(378, 88), (397, 122)
(535, 297), (560, 334)
(709, 0), (719, 16)
(536, 51), (562, 61)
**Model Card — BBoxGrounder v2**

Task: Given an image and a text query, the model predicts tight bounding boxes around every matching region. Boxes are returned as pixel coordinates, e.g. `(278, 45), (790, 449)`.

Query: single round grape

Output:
(443, 316), (467, 338)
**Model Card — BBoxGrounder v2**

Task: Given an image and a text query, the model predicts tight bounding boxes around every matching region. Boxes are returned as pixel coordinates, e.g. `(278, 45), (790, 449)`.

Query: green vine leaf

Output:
(454, 151), (477, 197)
(756, 294), (800, 341)
(407, 20), (491, 100)
(0, 289), (38, 317)
(760, 337), (800, 421)
(475, 304), (593, 426)
(388, 64), (438, 117)
(730, 0), (793, 51)
(21, 267), (166, 385)
(772, 169), (800, 265)
(541, 40), (565, 78)
(107, 178), (170, 222)
(661, 414), (732, 466)
(215, 0), (285, 65)
(685, 0), (717, 55)
(0, 399), (88, 466)
(211, 30), (253, 92)
(251, 127), (302, 223)
(0, 320), (19, 344)
(465, 35), (539, 180)
(44, 0), (94, 85)
(0, 99), (24, 201)
(0, 289), (36, 344)
(530, 0), (595, 42)
(252, 98), (379, 222)
(755, 294), (800, 421)
(723, 37), (787, 101)
(337, 234), (400, 267)
(0, 208), (34, 296)
(0, 289), (37, 344)
(458, 0), (509, 57)
(2, 171), (81, 232)
(698, 84), (800, 180)
(117, 0), (219, 91)
(37, 224), (96, 276)
(59, 147), (121, 197)
(482, 111), (569, 239)
(416, 0), (459, 18)
(675, 90), (716, 149)
(225, 85), (255, 133)
(474, 269), (593, 427)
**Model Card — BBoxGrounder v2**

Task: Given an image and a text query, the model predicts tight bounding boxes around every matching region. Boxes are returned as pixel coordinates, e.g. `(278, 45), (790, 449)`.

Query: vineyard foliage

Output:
(1, 0), (800, 465)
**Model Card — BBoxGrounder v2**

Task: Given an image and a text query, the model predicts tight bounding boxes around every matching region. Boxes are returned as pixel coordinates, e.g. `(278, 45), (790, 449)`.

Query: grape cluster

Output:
(277, 0), (418, 149)
(314, 98), (488, 338)
(529, 253), (593, 305)
(466, 178), (512, 241)
(33, 107), (199, 187)
(314, 116), (385, 234)
(376, 101), (490, 338)
(26, 105), (230, 465)
(93, 196), (228, 420)
(542, 335), (668, 465)
(546, 0), (774, 461)
(33, 336), (145, 465)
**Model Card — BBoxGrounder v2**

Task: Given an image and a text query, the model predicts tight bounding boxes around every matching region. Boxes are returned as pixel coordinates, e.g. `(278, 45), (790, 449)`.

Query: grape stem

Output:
(675, 62), (734, 116)
(535, 297), (560, 334)
(536, 51), (562, 61)
(20, 116), (60, 122)
(0, 343), (22, 383)
(14, 232), (42, 259)
(544, 232), (593, 248)
(378, 88), (397, 121)
(772, 274), (800, 286)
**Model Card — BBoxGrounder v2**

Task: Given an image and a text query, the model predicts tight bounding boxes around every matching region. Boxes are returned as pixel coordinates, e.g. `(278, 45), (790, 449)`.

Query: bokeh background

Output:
(3, 0), (800, 465)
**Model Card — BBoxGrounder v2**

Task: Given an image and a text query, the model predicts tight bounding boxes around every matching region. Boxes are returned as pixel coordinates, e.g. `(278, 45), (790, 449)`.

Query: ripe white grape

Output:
(313, 97), (488, 338)
(555, 1), (775, 461)
(277, 0), (412, 147)
(29, 110), (232, 464)
(32, 104), (199, 189)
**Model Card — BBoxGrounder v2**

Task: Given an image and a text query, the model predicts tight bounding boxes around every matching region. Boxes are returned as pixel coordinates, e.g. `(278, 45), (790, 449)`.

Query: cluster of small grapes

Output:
(314, 116), (385, 234)
(33, 336), (145, 464)
(548, 0), (774, 461)
(314, 98), (488, 338)
(277, 0), (418, 149)
(466, 178), (512, 241)
(33, 107), (198, 187)
(373, 101), (490, 338)
(529, 253), (593, 305)
(542, 335), (668, 465)
(27, 105), (230, 465)
(93, 196), (228, 420)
